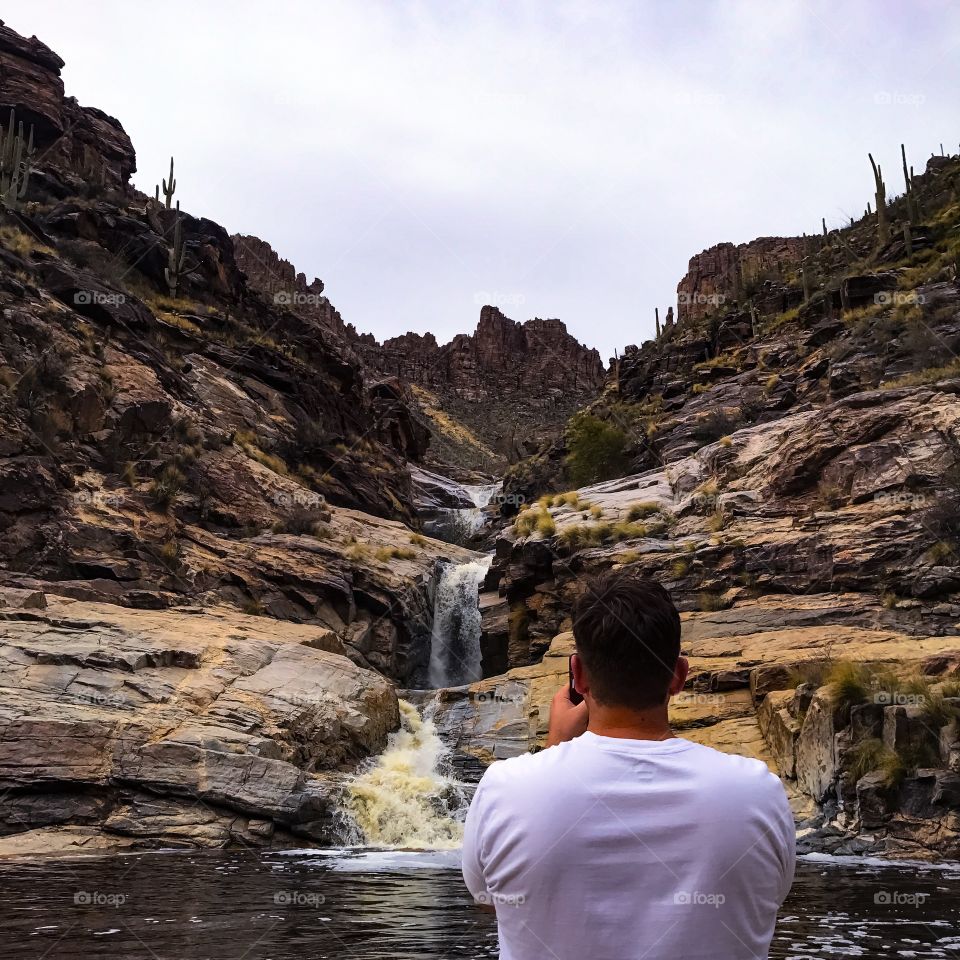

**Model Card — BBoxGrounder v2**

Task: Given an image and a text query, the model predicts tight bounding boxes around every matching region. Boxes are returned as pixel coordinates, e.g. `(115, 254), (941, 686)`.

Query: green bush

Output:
(827, 661), (871, 711)
(565, 412), (629, 486)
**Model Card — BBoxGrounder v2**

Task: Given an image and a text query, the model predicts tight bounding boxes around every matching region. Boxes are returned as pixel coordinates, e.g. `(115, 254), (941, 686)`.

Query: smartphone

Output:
(568, 655), (584, 705)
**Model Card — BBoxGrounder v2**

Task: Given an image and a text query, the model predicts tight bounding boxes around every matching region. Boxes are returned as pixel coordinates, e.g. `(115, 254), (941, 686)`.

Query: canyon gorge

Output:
(1, 14), (959, 882)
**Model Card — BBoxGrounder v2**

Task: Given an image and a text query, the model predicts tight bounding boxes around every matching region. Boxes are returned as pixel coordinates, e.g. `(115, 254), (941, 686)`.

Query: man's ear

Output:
(571, 652), (590, 694)
(668, 656), (689, 697)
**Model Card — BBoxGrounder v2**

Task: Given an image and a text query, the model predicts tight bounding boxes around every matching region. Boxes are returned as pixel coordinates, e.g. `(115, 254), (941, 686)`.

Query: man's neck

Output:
(587, 702), (674, 741)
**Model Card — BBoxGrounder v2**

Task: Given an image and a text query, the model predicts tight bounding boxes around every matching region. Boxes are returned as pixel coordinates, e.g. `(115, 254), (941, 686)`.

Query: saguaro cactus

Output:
(0, 108), (35, 211)
(162, 156), (176, 209)
(655, 307), (661, 339)
(901, 144), (918, 224)
(165, 202), (187, 297)
(869, 153), (889, 246)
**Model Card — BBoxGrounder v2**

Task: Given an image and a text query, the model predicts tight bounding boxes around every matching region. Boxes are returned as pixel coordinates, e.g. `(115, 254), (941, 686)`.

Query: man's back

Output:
(462, 732), (795, 960)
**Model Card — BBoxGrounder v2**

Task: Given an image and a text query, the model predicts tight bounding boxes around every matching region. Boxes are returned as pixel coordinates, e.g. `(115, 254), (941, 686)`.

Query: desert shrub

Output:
(565, 411), (629, 486)
(925, 541), (956, 564)
(242, 598), (266, 616)
(150, 465), (185, 508)
(158, 538), (180, 567)
(939, 679), (960, 699)
(921, 688), (960, 729)
(346, 542), (373, 561)
(535, 512), (556, 536)
(706, 510), (727, 533)
(409, 533), (427, 546)
(670, 558), (690, 578)
(827, 661), (871, 711)
(374, 545), (417, 562)
(121, 461), (138, 488)
(697, 591), (727, 611)
(626, 501), (660, 521)
(508, 603), (528, 639)
(846, 738), (904, 787)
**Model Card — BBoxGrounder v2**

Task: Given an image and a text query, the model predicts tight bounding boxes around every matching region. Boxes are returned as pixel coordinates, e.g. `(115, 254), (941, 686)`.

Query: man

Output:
(462, 573), (795, 960)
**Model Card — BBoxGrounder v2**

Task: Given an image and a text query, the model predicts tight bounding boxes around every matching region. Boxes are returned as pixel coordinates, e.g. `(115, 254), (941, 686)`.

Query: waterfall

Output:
(459, 481), (502, 537)
(422, 481), (502, 544)
(341, 700), (468, 849)
(427, 557), (492, 688)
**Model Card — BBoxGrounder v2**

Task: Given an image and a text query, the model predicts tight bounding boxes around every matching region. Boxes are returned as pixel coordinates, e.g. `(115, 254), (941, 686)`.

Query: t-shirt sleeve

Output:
(461, 767), (494, 903)
(771, 775), (797, 906)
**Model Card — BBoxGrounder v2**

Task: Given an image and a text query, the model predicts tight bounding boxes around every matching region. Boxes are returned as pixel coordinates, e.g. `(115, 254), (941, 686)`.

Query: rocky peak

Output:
(676, 236), (808, 326)
(0, 19), (135, 184)
(231, 233), (351, 343)
(354, 305), (605, 471)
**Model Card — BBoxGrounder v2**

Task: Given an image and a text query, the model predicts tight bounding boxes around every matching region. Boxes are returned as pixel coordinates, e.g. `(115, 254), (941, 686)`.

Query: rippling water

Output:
(1, 849), (957, 959)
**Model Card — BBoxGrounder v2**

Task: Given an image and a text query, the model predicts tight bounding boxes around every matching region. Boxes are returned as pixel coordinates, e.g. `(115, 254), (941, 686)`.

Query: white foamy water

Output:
(427, 557), (492, 688)
(340, 701), (468, 849)
(459, 481), (502, 536)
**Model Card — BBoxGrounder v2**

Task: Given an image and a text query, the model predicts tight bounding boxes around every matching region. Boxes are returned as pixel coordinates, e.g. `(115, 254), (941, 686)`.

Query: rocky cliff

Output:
(230, 236), (605, 476)
(357, 306), (606, 472)
(0, 21), (491, 852)
(477, 150), (960, 858)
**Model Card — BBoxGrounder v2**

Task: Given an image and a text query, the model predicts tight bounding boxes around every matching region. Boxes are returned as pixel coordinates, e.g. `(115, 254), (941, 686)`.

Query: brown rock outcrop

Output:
(0, 588), (398, 851)
(676, 236), (807, 325)
(359, 305), (606, 471)
(0, 19), (135, 186)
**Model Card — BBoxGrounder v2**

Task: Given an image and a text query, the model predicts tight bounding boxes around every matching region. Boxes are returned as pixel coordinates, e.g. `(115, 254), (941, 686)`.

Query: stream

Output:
(1, 849), (958, 959)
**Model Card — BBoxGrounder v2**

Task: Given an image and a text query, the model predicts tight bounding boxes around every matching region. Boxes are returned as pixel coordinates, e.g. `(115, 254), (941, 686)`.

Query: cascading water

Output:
(423, 481), (502, 544)
(341, 700), (468, 848)
(459, 481), (502, 537)
(427, 557), (492, 688)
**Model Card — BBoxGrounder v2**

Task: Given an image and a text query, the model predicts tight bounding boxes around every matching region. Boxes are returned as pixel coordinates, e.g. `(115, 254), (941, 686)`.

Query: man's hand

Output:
(546, 685), (589, 747)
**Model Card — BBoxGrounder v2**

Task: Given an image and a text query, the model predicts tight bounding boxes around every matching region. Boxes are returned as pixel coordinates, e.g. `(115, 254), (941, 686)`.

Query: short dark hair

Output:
(572, 573), (681, 710)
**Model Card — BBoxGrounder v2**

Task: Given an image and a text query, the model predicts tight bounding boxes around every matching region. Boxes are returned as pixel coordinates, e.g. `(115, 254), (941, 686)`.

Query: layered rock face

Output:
(231, 233), (351, 343)
(0, 20), (494, 852)
(676, 236), (807, 325)
(358, 306), (606, 472)
(0, 587), (398, 854)
(0, 20), (135, 187)
(479, 153), (960, 858)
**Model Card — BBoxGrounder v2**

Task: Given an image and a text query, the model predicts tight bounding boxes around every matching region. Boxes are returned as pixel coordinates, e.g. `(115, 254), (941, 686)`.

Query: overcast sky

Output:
(10, 1), (958, 359)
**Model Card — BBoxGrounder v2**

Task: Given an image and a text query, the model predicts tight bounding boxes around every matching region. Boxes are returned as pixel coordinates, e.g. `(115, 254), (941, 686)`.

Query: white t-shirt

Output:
(462, 731), (795, 960)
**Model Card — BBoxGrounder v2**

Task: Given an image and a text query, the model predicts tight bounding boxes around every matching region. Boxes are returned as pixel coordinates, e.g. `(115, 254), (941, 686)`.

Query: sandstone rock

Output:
(758, 690), (800, 778)
(796, 690), (841, 802)
(0, 596), (398, 848)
